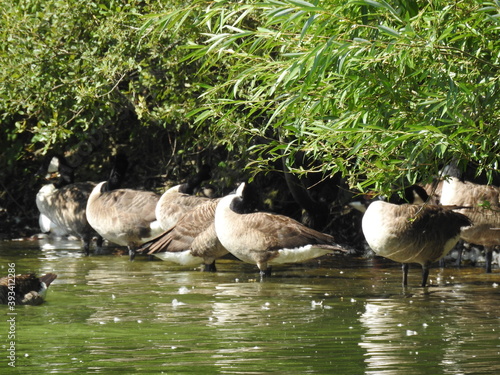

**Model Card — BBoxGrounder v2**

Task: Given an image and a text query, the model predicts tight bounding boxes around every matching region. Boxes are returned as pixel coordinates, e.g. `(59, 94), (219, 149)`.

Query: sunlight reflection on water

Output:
(0, 238), (499, 374)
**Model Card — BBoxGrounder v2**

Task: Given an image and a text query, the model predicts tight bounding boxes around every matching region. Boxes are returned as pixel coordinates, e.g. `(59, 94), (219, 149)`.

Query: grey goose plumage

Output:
(361, 186), (471, 287)
(86, 154), (163, 260)
(35, 154), (103, 255)
(214, 182), (347, 277)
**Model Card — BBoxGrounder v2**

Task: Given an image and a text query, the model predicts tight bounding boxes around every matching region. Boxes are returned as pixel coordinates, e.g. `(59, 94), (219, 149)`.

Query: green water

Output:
(1, 238), (499, 374)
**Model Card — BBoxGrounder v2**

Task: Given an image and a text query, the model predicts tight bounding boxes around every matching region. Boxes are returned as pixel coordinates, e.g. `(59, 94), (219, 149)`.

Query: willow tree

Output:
(142, 0), (500, 194)
(0, 0), (211, 177)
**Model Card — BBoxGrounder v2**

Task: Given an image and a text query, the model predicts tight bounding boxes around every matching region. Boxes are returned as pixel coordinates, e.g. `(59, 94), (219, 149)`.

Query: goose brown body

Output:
(440, 177), (500, 272)
(155, 165), (212, 231)
(143, 199), (227, 270)
(362, 200), (471, 286)
(214, 183), (346, 276)
(86, 182), (162, 259)
(155, 186), (211, 231)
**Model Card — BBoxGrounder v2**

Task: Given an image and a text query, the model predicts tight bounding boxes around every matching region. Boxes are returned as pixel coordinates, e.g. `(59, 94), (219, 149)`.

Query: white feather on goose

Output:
(142, 199), (227, 271)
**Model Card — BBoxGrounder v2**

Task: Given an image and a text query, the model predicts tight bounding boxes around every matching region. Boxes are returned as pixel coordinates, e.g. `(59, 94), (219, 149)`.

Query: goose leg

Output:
(421, 264), (430, 287)
(203, 262), (217, 272)
(455, 240), (464, 267)
(95, 235), (104, 255)
(83, 240), (90, 256)
(402, 263), (409, 286)
(258, 263), (272, 279)
(128, 246), (136, 261)
(485, 247), (492, 273)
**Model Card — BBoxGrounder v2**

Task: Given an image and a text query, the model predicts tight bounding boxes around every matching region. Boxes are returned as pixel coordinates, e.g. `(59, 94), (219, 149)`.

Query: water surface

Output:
(1, 238), (499, 374)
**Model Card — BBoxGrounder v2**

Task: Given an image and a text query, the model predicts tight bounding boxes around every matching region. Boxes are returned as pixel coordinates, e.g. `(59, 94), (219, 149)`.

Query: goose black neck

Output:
(181, 164), (212, 194)
(104, 153), (128, 192)
(403, 185), (429, 203)
(441, 160), (462, 180)
(229, 183), (259, 214)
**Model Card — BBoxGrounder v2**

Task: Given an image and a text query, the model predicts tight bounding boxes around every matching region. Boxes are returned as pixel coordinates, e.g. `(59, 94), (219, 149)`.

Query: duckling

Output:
(86, 154), (163, 260)
(214, 182), (347, 277)
(361, 186), (471, 287)
(36, 154), (103, 255)
(0, 273), (57, 305)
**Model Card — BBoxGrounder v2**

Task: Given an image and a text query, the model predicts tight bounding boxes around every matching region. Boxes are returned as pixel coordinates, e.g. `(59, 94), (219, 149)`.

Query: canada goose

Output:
(440, 176), (499, 273)
(141, 181), (259, 271)
(361, 186), (471, 287)
(214, 182), (347, 277)
(86, 154), (163, 260)
(141, 199), (226, 271)
(36, 154), (103, 255)
(155, 165), (212, 231)
(0, 273), (57, 305)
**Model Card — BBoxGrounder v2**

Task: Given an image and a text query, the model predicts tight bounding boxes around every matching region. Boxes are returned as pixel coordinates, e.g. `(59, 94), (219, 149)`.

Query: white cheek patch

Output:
(48, 156), (60, 173)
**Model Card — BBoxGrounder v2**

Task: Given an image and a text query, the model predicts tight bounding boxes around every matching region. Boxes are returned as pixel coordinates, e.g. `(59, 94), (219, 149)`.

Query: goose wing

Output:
(238, 212), (336, 251)
(146, 199), (218, 254)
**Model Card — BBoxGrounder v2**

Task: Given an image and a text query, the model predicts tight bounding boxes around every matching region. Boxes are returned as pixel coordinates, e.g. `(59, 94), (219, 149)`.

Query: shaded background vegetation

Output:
(1, 0), (499, 248)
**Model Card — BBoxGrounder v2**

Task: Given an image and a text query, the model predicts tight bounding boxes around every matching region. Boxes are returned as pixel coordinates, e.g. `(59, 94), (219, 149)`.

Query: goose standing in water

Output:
(36, 154), (103, 255)
(155, 165), (212, 231)
(142, 199), (226, 271)
(214, 182), (347, 277)
(86, 154), (163, 260)
(440, 176), (499, 273)
(141, 183), (255, 271)
(361, 186), (471, 287)
(0, 273), (57, 305)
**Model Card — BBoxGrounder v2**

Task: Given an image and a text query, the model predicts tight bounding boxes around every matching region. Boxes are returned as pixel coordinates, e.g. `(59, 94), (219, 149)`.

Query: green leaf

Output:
(377, 25), (401, 38)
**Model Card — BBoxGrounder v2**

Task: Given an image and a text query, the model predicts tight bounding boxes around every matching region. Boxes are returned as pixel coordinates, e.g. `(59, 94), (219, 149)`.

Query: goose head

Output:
(228, 182), (260, 214)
